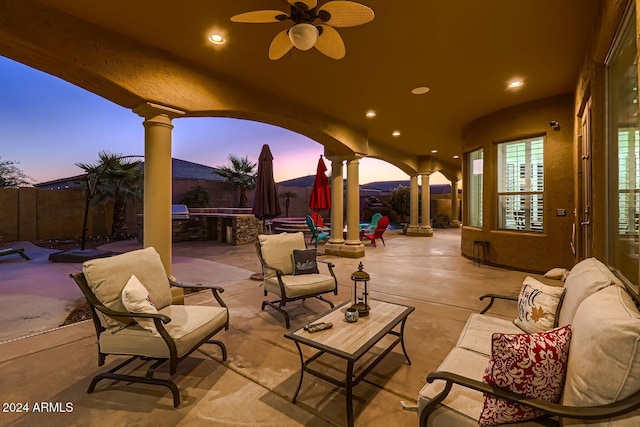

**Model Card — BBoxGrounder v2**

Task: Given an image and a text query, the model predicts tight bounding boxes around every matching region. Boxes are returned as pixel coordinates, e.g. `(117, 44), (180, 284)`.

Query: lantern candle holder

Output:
(350, 262), (370, 317)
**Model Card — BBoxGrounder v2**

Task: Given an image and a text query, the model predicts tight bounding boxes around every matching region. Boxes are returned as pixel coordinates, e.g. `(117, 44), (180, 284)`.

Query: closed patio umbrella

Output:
(309, 155), (331, 212)
(252, 144), (281, 229)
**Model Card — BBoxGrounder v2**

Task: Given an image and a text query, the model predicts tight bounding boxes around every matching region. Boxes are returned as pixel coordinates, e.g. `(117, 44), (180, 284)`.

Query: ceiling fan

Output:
(231, 0), (374, 60)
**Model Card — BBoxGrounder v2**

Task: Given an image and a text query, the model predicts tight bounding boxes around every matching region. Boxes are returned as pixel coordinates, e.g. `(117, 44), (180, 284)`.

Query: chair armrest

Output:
(169, 278), (228, 308)
(422, 371), (640, 423)
(93, 303), (172, 324)
(316, 259), (337, 277)
(478, 293), (519, 314)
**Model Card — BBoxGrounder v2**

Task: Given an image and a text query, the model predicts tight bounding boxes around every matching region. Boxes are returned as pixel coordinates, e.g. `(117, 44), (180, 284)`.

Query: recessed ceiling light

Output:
(208, 34), (225, 45)
(366, 110), (376, 118)
(411, 86), (430, 95)
(453, 155), (460, 159)
(431, 149), (438, 154)
(392, 130), (401, 137)
(508, 80), (524, 89)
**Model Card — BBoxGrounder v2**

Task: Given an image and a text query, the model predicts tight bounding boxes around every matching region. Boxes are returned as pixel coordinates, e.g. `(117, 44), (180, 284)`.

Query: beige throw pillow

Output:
(514, 276), (566, 334)
(121, 274), (159, 335)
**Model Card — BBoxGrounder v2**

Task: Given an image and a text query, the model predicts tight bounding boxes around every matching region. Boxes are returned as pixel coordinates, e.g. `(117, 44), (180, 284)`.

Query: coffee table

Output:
(284, 299), (414, 427)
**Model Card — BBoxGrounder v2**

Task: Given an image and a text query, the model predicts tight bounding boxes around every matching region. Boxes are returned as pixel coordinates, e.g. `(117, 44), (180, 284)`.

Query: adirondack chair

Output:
(362, 216), (390, 247)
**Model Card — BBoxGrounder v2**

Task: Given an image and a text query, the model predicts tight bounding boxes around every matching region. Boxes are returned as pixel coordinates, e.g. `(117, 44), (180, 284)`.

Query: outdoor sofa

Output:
(416, 257), (640, 426)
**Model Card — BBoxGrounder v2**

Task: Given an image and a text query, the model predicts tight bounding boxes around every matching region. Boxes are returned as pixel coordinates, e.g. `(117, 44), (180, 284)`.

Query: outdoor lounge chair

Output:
(70, 247), (229, 407)
(0, 247), (30, 260)
(363, 215), (390, 247)
(254, 232), (338, 328)
(306, 215), (330, 247)
(310, 212), (328, 230)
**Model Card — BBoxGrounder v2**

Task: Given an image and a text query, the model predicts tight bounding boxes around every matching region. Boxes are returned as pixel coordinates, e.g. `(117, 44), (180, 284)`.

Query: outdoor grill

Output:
(171, 204), (190, 220)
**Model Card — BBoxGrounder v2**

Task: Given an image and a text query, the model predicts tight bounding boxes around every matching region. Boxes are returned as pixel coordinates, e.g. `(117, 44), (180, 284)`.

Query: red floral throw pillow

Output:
(478, 325), (572, 426)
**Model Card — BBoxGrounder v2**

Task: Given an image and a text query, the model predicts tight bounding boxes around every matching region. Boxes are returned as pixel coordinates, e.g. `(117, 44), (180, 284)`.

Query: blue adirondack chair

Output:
(306, 215), (330, 247)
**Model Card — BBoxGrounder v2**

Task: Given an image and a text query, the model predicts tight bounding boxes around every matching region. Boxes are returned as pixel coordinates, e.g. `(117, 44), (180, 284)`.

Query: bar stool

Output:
(472, 240), (490, 266)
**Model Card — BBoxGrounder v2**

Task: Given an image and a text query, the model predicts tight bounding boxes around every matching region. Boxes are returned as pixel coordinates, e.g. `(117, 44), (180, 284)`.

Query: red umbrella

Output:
(309, 155), (331, 211)
(253, 144), (281, 220)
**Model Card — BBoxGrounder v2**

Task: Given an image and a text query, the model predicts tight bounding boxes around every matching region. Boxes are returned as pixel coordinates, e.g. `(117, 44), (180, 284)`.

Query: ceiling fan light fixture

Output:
(289, 23), (318, 50)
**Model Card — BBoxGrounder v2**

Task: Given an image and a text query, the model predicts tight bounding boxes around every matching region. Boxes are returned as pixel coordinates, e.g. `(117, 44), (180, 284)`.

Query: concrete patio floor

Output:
(0, 229), (542, 426)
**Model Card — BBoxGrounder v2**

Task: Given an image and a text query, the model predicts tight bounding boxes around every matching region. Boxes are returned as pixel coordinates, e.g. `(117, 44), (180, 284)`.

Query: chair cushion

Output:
(83, 247), (173, 332)
(513, 276), (565, 334)
(99, 305), (228, 359)
(292, 249), (319, 275)
(478, 325), (572, 426)
(562, 286), (640, 427)
(557, 258), (614, 327)
(121, 274), (159, 335)
(264, 274), (335, 298)
(259, 232), (306, 278)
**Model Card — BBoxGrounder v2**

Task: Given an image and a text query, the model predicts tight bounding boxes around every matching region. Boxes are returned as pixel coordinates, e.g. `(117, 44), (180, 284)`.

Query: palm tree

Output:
(213, 154), (257, 207)
(76, 151), (143, 245)
(279, 191), (298, 217)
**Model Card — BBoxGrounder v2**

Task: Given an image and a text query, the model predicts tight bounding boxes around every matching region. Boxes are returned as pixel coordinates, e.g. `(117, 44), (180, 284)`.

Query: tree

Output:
(0, 157), (32, 188)
(76, 151), (143, 244)
(390, 185), (410, 219)
(213, 154), (257, 207)
(180, 185), (210, 208)
(279, 191), (298, 217)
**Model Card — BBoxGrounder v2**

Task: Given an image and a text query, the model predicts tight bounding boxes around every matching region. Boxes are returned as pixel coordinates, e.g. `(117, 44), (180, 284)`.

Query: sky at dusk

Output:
(0, 56), (443, 186)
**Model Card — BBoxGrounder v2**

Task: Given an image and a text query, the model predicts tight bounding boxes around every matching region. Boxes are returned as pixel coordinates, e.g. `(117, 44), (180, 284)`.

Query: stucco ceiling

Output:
(25, 0), (598, 174)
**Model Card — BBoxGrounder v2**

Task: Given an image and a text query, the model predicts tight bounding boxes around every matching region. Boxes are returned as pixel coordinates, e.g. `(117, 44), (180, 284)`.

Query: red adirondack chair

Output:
(363, 216), (389, 247)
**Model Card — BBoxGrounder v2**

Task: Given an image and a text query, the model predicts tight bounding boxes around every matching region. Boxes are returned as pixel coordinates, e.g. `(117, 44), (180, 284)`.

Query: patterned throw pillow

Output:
(478, 325), (572, 426)
(121, 274), (159, 334)
(292, 249), (319, 275)
(514, 276), (566, 333)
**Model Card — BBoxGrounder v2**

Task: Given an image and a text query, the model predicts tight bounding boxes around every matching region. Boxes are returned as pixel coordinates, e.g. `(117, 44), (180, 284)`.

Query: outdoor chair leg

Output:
(262, 299), (291, 328)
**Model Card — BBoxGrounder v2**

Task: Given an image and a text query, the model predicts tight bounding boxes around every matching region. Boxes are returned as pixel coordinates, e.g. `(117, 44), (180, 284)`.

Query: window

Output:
(497, 137), (544, 232)
(607, 5), (638, 285)
(468, 148), (483, 227)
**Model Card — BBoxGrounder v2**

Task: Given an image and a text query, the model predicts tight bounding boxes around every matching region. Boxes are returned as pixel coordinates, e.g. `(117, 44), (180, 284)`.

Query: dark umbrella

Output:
(252, 144), (281, 225)
(309, 155), (331, 211)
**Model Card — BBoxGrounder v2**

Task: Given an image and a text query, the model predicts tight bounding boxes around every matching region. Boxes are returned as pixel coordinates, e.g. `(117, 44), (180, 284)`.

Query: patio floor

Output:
(0, 228), (538, 426)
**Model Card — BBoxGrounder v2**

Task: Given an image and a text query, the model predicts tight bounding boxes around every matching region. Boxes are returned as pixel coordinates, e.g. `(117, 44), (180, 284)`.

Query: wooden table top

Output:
(285, 299), (414, 360)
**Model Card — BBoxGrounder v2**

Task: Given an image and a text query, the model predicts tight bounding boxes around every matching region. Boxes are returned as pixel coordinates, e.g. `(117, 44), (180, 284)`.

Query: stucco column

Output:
(406, 175), (419, 234)
(327, 157), (344, 245)
(420, 173), (433, 236)
(407, 174), (432, 236)
(338, 156), (365, 258)
(134, 102), (184, 277)
(450, 178), (460, 228)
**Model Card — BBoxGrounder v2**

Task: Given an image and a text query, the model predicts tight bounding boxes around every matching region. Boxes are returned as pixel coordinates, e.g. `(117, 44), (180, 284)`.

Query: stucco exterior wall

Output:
(461, 94), (576, 272)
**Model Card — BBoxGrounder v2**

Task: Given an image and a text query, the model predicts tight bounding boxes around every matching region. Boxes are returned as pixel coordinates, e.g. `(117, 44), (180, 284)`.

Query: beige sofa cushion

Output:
(99, 305), (228, 359)
(83, 247), (173, 332)
(259, 232), (306, 278)
(419, 346), (488, 422)
(557, 258), (614, 327)
(456, 313), (524, 356)
(562, 285), (640, 426)
(418, 347), (555, 427)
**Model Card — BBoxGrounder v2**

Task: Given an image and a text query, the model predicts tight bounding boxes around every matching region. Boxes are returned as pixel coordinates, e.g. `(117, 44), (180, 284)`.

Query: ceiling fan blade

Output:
(269, 29), (293, 60)
(319, 1), (375, 27)
(315, 25), (345, 59)
(231, 10), (288, 23)
(287, 0), (318, 10)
